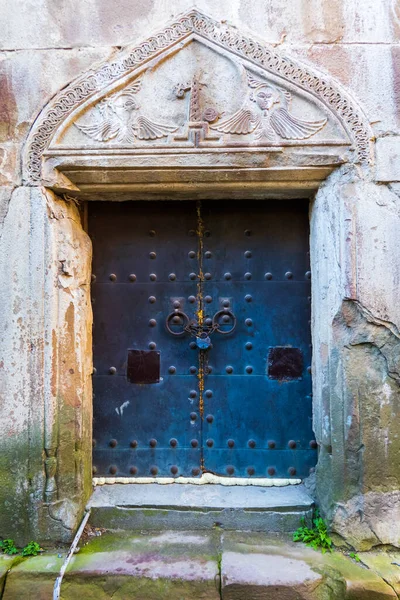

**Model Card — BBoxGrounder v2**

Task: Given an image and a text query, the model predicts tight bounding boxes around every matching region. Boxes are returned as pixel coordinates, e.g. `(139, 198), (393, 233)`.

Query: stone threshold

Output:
(87, 482), (314, 532)
(88, 481), (312, 510)
(2, 531), (399, 599)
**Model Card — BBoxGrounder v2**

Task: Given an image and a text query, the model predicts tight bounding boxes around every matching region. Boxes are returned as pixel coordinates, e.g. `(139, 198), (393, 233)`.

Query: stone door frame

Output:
(19, 11), (396, 549)
(24, 167), (360, 544)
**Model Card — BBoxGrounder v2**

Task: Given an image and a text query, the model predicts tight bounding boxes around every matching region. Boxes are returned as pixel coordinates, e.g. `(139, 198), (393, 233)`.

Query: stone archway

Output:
(12, 11), (400, 549)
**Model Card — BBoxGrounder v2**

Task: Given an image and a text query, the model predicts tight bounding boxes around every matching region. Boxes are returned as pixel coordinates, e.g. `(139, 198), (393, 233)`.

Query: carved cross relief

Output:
(73, 66), (330, 149)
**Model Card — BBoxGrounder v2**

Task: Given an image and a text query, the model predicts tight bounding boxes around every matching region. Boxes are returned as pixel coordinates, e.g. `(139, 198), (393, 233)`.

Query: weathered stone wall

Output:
(311, 168), (400, 549)
(0, 188), (93, 544)
(1, 0), (400, 546)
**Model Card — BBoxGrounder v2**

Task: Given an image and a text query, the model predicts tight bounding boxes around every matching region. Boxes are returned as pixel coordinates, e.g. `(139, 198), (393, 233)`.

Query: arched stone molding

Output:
(24, 9), (373, 197)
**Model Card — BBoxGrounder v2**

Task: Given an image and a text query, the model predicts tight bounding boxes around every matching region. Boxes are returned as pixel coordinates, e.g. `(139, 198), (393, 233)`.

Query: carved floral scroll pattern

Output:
(25, 10), (372, 182)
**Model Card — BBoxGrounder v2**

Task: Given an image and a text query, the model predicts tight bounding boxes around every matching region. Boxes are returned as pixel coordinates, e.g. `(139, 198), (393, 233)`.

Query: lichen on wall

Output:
(311, 169), (400, 550)
(0, 187), (93, 544)
(330, 300), (400, 550)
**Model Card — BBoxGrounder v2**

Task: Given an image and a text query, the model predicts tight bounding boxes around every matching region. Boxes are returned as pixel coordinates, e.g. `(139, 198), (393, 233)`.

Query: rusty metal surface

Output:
(90, 200), (316, 478)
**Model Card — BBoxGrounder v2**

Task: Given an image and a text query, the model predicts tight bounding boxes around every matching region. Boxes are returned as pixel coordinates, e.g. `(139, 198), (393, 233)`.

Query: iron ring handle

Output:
(165, 310), (190, 336)
(212, 310), (237, 335)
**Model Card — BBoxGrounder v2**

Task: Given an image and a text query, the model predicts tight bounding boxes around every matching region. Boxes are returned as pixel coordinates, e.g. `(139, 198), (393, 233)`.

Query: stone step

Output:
(2, 530), (398, 599)
(87, 483), (314, 532)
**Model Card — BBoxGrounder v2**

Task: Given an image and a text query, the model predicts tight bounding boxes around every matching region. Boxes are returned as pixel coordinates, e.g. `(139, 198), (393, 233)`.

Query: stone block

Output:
(0, 143), (20, 186)
(88, 483), (314, 533)
(221, 550), (324, 599)
(2, 554), (63, 599)
(220, 532), (397, 599)
(0, 186), (12, 230)
(0, 0), (396, 50)
(61, 530), (221, 599)
(0, 187), (93, 545)
(0, 556), (20, 597)
(358, 552), (400, 597)
(0, 48), (111, 144)
(376, 137), (400, 182)
(292, 44), (400, 137)
(293, 45), (399, 136)
(311, 173), (400, 549)
(2, 532), (398, 599)
(1, 531), (215, 599)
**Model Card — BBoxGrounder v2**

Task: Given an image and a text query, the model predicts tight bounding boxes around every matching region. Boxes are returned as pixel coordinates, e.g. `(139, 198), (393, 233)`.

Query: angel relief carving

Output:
(75, 80), (178, 144)
(75, 67), (328, 148)
(211, 70), (327, 142)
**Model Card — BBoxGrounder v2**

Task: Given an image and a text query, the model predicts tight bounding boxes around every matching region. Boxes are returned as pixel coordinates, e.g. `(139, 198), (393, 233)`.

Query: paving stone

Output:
(61, 529), (221, 599)
(358, 552), (400, 597)
(2, 532), (398, 599)
(2, 553), (63, 600)
(0, 556), (20, 597)
(222, 549), (325, 599)
(221, 532), (397, 599)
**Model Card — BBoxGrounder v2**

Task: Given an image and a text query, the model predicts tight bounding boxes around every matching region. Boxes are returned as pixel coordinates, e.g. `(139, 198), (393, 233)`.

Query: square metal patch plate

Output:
(268, 347), (303, 380)
(127, 350), (161, 384)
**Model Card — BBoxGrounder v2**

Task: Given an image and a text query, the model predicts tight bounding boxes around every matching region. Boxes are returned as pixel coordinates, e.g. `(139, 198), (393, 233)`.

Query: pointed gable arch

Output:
(24, 10), (373, 186)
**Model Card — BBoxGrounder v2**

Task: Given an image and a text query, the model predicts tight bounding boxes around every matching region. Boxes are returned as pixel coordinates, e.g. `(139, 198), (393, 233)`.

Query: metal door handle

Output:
(166, 308), (236, 338)
(165, 310), (190, 336)
(212, 310), (236, 335)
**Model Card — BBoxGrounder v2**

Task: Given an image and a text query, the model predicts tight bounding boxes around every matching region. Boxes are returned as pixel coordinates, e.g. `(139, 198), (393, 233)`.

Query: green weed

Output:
(349, 551), (361, 562)
(22, 541), (42, 557)
(0, 539), (18, 555)
(0, 539), (43, 557)
(293, 510), (333, 553)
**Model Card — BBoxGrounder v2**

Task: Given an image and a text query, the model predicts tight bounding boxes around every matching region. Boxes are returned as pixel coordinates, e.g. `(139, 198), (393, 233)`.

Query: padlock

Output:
(196, 333), (212, 350)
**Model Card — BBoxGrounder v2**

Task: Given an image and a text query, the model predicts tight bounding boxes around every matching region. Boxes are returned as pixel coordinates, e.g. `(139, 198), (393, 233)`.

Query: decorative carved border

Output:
(25, 10), (372, 183)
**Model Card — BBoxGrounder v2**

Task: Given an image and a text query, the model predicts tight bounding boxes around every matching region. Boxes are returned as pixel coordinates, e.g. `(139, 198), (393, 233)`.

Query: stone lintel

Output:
(41, 149), (347, 200)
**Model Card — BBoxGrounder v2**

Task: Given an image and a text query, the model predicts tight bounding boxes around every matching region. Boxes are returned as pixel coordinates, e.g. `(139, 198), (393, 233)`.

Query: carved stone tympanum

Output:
(58, 45), (349, 169)
(24, 9), (372, 186)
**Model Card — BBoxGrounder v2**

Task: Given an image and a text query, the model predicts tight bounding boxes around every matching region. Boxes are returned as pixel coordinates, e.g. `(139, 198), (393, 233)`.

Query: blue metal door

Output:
(90, 200), (316, 479)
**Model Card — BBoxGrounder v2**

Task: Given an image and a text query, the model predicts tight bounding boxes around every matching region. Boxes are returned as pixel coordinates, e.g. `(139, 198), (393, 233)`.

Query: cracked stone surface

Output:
(2, 532), (399, 599)
(221, 532), (398, 599)
(358, 552), (400, 598)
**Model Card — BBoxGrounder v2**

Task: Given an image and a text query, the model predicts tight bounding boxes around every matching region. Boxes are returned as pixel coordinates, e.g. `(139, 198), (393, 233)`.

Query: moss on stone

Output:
(61, 576), (220, 600)
(0, 556), (21, 598)
(1, 553), (63, 600)
(72, 530), (220, 563)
